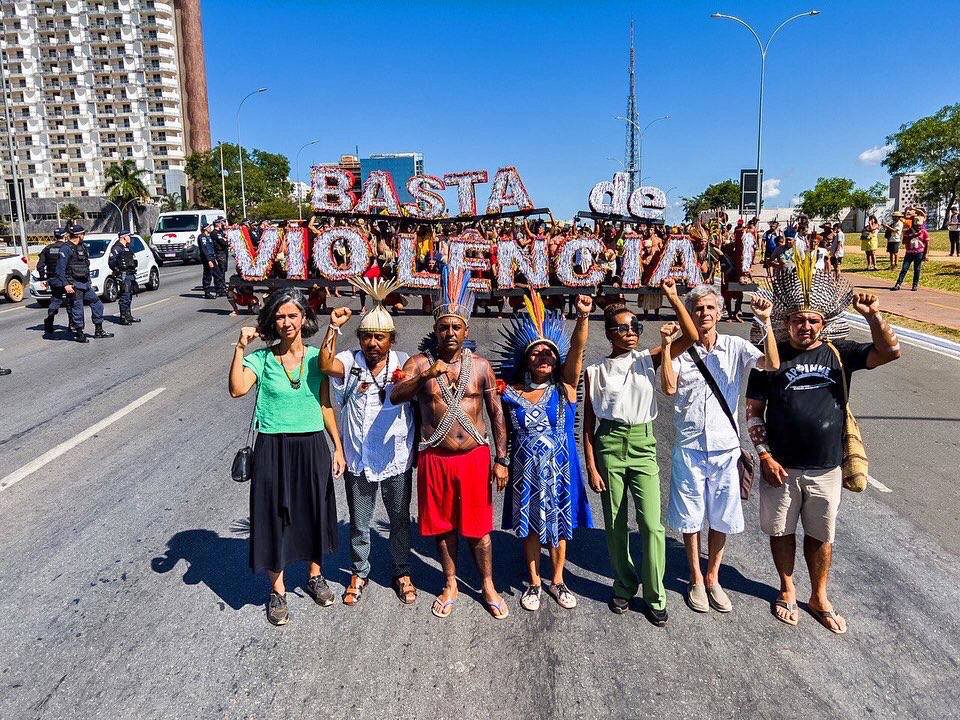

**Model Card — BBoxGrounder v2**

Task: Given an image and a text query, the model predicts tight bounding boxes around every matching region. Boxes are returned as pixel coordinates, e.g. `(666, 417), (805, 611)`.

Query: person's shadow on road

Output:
(151, 527), (266, 609)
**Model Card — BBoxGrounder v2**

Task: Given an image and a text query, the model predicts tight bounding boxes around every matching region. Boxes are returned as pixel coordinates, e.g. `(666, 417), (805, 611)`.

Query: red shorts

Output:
(417, 445), (492, 539)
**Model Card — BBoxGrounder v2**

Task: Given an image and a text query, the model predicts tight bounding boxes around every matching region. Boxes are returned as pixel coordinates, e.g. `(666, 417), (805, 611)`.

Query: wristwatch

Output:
(494, 456), (510, 467)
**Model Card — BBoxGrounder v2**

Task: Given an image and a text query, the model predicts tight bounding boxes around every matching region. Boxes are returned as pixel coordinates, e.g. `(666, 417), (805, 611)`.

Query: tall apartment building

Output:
(0, 0), (210, 234)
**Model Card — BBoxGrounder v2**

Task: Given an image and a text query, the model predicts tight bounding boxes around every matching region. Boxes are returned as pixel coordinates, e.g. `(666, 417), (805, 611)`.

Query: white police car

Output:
(29, 233), (160, 304)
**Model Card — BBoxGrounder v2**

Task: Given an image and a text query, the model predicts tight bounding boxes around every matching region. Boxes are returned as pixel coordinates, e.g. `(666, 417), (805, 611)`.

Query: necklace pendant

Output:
(290, 379), (301, 390)
(359, 382), (369, 393)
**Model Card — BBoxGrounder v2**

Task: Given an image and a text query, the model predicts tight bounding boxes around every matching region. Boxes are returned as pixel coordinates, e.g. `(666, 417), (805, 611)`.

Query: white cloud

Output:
(858, 143), (893, 165)
(790, 196), (801, 207)
(762, 178), (781, 199)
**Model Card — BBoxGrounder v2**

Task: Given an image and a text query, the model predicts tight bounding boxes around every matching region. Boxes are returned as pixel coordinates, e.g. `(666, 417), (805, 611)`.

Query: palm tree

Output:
(59, 202), (83, 226)
(104, 160), (150, 232)
(158, 192), (182, 212)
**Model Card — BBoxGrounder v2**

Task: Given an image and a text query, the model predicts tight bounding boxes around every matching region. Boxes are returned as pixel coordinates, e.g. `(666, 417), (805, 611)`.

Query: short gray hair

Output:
(684, 284), (721, 314)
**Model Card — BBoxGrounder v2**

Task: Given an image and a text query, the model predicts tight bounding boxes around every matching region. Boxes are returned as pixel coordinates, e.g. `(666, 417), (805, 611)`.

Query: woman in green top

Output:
(230, 288), (346, 626)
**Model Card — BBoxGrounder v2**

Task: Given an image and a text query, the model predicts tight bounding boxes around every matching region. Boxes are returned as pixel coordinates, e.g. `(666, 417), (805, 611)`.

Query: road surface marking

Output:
(0, 305), (25, 315)
(868, 475), (892, 493)
(0, 387), (166, 493)
(137, 297), (173, 311)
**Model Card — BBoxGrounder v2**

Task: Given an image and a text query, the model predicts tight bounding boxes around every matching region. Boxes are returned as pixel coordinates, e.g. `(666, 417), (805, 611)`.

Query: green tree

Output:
(186, 142), (291, 222)
(681, 179), (741, 220)
(58, 202), (83, 224)
(883, 104), (960, 228)
(158, 192), (182, 212)
(104, 159), (150, 231)
(799, 177), (855, 221)
(248, 198), (301, 222)
(847, 181), (888, 214)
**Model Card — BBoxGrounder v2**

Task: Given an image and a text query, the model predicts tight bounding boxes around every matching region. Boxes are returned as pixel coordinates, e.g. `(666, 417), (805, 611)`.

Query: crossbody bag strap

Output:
(825, 342), (850, 406)
(246, 382), (260, 446)
(687, 346), (739, 436)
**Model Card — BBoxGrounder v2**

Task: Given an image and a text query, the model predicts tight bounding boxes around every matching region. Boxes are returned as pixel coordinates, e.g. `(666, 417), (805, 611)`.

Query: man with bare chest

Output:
(391, 271), (510, 619)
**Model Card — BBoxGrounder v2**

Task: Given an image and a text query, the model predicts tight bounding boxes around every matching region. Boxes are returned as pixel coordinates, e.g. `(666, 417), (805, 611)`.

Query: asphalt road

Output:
(0, 265), (957, 720)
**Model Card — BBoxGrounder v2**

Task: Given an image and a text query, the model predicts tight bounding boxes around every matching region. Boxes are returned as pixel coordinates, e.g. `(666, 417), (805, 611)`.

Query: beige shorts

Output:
(759, 466), (842, 543)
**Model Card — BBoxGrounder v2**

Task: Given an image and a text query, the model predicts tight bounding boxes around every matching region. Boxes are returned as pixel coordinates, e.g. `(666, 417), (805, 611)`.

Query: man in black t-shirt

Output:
(745, 291), (900, 634)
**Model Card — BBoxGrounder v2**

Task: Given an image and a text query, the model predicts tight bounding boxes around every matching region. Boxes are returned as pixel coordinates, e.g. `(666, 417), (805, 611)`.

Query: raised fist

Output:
(237, 326), (258, 350)
(329, 306), (352, 328)
(852, 292), (880, 317)
(661, 277), (678, 297)
(576, 294), (593, 315)
(751, 295), (773, 323)
(659, 321), (679, 344)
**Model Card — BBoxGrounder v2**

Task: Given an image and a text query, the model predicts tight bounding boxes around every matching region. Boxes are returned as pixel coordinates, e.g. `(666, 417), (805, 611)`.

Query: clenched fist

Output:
(237, 326), (259, 350)
(329, 306), (352, 328)
(852, 292), (880, 317)
(751, 295), (773, 323)
(659, 321), (679, 344)
(576, 294), (593, 316)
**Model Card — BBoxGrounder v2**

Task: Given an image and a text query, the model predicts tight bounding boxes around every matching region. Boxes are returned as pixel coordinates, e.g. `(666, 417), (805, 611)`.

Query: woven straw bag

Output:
(826, 342), (868, 492)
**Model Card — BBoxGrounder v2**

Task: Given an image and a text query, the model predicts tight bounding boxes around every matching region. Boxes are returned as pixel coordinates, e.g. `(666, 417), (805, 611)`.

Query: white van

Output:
(152, 209), (226, 264)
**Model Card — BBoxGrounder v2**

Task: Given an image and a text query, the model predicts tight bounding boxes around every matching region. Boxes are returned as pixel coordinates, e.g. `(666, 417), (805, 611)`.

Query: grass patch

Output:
(927, 230), (949, 253)
(882, 314), (960, 344)
(842, 253), (960, 294)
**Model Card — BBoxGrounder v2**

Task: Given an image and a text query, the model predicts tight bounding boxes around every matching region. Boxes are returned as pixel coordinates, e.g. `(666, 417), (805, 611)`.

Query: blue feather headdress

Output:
(495, 288), (571, 381)
(434, 264), (475, 323)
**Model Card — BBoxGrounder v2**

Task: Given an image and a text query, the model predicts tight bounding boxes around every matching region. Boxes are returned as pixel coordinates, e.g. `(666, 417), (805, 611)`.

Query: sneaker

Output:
(706, 584), (733, 613)
(892, 284), (901, 291)
(686, 583), (710, 613)
(644, 604), (668, 627)
(266, 591), (288, 626)
(520, 585), (542, 611)
(306, 575), (335, 607)
(608, 596), (630, 614)
(549, 582), (577, 609)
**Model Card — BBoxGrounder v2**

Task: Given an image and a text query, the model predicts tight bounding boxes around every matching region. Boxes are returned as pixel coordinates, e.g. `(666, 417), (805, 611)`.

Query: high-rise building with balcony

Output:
(0, 0), (210, 235)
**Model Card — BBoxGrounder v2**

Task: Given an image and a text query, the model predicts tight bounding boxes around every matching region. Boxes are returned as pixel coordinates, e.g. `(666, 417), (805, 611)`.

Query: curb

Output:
(843, 312), (960, 360)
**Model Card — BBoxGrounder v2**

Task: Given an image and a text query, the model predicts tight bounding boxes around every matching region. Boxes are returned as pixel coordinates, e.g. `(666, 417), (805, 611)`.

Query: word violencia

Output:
(228, 164), (696, 289)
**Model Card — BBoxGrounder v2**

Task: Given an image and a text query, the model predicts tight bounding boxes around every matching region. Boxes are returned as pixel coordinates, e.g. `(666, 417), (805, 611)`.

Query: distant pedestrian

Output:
(198, 222), (216, 299)
(108, 230), (140, 325)
(860, 216), (879, 270)
(39, 227), (72, 336)
(947, 205), (959, 257)
(893, 209), (929, 291)
(883, 212), (904, 269)
(830, 223), (845, 279)
(228, 287), (346, 626)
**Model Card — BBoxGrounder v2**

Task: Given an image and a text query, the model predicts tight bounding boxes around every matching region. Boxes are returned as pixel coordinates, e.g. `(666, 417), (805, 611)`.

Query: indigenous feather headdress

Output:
(433, 264), (474, 323)
(754, 250), (853, 342)
(495, 287), (572, 381)
(347, 276), (401, 333)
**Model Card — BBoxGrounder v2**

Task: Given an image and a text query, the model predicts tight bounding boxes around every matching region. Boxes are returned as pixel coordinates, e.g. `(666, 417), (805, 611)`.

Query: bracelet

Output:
(326, 324), (342, 335)
(576, 312), (590, 319)
(756, 447), (771, 457)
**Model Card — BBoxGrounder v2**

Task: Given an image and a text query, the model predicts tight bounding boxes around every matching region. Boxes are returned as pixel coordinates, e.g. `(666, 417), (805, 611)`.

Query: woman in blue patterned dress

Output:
(497, 291), (594, 611)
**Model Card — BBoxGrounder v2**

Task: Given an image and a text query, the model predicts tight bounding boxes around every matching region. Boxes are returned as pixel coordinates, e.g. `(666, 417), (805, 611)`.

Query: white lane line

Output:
(0, 305), (26, 315)
(0, 387), (166, 492)
(868, 475), (892, 493)
(136, 296), (173, 311)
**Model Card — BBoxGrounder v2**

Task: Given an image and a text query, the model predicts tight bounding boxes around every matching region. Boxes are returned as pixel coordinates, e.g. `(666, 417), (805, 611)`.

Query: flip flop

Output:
(484, 598), (510, 620)
(810, 607), (847, 635)
(431, 597), (456, 619)
(772, 599), (799, 626)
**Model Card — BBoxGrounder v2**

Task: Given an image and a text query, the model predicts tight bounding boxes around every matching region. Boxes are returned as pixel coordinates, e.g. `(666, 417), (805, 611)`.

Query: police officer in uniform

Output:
(211, 217), (229, 296)
(198, 221), (217, 299)
(109, 230), (140, 325)
(39, 227), (73, 336)
(55, 224), (115, 343)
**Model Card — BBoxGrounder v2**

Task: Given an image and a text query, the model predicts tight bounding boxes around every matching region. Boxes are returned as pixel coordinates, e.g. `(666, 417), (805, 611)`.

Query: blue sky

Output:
(202, 0), (958, 221)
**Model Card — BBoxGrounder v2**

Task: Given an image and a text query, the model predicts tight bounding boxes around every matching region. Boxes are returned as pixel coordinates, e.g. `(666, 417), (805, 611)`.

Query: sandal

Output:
(520, 585), (542, 612)
(393, 575), (418, 605)
(342, 575), (368, 606)
(431, 596), (456, 619)
(772, 599), (799, 626)
(484, 597), (510, 620)
(810, 607), (847, 635)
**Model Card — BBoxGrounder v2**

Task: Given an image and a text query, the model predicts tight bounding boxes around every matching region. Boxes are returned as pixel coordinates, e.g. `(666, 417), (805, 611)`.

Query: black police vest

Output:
(44, 242), (64, 277)
(66, 242), (91, 282)
(114, 246), (137, 273)
(213, 230), (229, 253)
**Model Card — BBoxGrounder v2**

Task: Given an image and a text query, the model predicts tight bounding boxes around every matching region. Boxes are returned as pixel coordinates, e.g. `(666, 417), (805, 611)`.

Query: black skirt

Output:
(249, 431), (338, 573)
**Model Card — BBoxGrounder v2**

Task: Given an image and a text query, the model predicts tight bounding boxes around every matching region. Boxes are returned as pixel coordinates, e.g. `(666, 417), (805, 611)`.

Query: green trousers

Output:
(594, 419), (666, 609)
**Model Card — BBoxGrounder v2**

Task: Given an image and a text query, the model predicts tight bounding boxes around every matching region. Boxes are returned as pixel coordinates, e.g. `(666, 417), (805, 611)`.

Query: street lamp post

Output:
(615, 114), (670, 193)
(294, 139), (321, 221)
(236, 87), (268, 221)
(710, 10), (820, 212)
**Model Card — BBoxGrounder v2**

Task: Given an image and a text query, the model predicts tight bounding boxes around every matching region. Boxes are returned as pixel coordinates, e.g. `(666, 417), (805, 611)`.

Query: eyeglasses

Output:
(607, 319), (642, 335)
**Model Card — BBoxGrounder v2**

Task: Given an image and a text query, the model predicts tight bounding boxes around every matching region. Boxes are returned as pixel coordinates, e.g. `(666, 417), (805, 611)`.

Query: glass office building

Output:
(359, 153), (424, 203)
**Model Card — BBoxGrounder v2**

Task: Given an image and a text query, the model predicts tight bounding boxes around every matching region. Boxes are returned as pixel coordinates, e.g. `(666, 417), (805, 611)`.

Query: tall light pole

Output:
(0, 53), (28, 256)
(711, 10), (820, 211)
(218, 142), (228, 219)
(294, 139), (321, 221)
(236, 87), (267, 221)
(615, 114), (670, 192)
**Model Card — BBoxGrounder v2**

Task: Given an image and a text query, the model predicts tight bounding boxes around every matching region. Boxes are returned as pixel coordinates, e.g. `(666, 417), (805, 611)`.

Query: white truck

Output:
(151, 209), (226, 265)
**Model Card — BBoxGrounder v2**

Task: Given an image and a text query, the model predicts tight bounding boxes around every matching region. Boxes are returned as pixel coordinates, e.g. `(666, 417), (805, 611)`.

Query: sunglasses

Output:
(607, 319), (642, 335)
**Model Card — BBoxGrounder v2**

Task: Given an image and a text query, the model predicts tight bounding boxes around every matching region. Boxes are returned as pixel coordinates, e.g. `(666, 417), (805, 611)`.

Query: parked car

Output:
(29, 234), (160, 304)
(0, 251), (30, 303)
(152, 209), (226, 265)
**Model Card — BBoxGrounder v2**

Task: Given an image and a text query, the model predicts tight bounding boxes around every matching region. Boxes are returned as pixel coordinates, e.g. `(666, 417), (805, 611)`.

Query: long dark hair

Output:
(256, 287), (319, 342)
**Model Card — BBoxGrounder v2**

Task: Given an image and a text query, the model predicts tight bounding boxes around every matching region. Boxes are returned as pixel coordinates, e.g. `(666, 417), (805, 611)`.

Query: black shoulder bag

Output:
(232, 387), (259, 483)
(687, 346), (755, 500)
